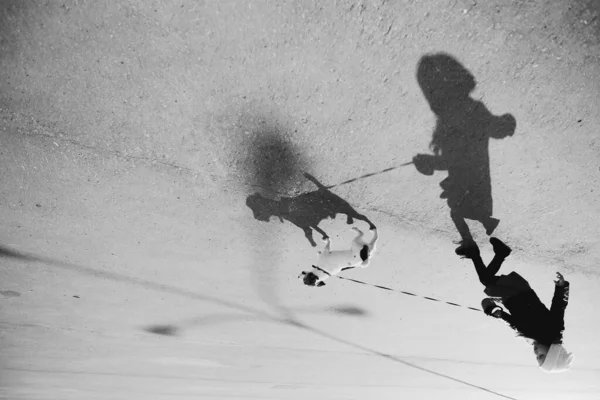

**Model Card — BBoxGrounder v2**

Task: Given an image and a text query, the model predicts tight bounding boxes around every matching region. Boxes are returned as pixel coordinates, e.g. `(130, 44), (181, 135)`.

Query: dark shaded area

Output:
(0, 244), (518, 398)
(329, 305), (368, 316)
(245, 123), (301, 194)
(146, 325), (178, 336)
(412, 53), (516, 252)
(247, 172), (376, 247)
(0, 1), (28, 61)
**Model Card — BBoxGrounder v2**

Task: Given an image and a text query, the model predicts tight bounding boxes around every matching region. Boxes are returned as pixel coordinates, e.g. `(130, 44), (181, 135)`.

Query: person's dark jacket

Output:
(496, 282), (570, 345)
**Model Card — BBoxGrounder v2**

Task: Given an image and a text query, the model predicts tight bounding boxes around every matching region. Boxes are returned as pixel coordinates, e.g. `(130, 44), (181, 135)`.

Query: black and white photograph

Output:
(1, 1), (599, 399)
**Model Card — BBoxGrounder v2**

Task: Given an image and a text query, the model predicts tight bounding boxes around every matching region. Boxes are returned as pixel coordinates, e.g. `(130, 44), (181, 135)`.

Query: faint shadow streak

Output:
(144, 306), (369, 336)
(0, 245), (38, 261)
(241, 121), (305, 321)
(1, 245), (518, 399)
(0, 245), (272, 319)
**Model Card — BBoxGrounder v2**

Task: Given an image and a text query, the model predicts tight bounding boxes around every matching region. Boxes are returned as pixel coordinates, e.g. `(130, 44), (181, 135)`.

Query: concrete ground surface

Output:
(1, 0), (600, 399)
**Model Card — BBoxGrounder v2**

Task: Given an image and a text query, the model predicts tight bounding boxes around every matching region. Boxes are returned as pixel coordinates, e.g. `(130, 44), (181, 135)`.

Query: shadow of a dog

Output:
(246, 173), (375, 247)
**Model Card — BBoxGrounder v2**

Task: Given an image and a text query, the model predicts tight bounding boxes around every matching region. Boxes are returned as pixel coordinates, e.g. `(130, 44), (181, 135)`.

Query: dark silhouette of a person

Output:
(246, 173), (376, 247)
(412, 53), (516, 254)
(459, 238), (573, 372)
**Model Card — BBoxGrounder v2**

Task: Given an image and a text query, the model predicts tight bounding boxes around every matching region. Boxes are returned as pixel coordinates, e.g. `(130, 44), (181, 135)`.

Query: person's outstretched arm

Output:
(488, 306), (515, 328)
(489, 113), (517, 139)
(550, 272), (570, 338)
(483, 299), (516, 331)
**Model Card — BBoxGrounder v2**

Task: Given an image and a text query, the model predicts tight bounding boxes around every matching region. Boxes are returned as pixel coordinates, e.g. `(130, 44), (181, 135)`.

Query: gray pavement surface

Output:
(2, 1), (600, 399)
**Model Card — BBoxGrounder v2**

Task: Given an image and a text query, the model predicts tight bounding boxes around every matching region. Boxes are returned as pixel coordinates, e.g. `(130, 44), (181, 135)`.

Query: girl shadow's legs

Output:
(452, 209), (501, 240)
(451, 210), (502, 257)
(451, 210), (475, 250)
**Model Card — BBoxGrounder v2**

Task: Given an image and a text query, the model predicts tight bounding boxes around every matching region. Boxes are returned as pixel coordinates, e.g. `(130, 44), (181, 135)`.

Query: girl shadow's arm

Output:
(489, 113), (516, 139)
(413, 154), (448, 175)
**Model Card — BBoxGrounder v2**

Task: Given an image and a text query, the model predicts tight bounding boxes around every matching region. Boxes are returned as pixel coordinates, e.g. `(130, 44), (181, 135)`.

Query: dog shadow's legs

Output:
(312, 225), (329, 242)
(304, 228), (318, 247)
(347, 211), (376, 229)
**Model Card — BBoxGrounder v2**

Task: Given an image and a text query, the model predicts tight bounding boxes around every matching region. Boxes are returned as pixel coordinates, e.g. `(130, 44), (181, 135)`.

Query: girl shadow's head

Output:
(417, 53), (476, 114)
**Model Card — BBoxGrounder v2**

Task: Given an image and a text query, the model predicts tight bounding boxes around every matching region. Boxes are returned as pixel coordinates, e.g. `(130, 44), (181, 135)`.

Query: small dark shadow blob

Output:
(1, 290), (21, 298)
(247, 172), (376, 247)
(250, 135), (298, 193)
(329, 305), (369, 316)
(145, 325), (179, 336)
(0, 245), (38, 261)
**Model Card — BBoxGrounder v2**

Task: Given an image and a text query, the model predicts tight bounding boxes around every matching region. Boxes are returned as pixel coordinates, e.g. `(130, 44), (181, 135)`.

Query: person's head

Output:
(532, 341), (550, 365)
(533, 341), (574, 372)
(416, 53), (476, 114)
